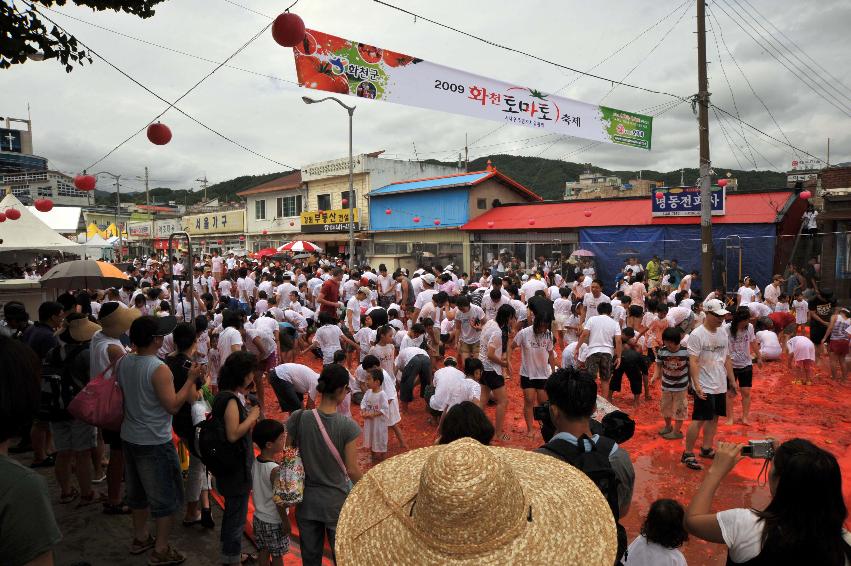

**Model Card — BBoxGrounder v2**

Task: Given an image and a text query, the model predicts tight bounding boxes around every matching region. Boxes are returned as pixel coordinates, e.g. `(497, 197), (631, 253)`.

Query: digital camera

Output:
(741, 439), (775, 459)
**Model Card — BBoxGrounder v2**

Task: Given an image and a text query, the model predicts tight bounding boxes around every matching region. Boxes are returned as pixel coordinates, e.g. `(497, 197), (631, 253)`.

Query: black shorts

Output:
(102, 427), (123, 450)
(520, 376), (546, 390)
(440, 333), (451, 344)
(733, 366), (753, 388)
(480, 370), (505, 390)
(610, 368), (642, 395)
(691, 392), (727, 420)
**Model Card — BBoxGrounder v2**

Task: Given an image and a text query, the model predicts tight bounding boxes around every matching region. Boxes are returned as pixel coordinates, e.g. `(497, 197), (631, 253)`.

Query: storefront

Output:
(126, 221), (153, 258)
(183, 209), (246, 256)
(299, 207), (368, 261)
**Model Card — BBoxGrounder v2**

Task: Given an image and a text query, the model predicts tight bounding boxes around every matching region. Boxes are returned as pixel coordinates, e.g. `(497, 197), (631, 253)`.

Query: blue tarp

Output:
(369, 187), (470, 231)
(579, 224), (777, 295)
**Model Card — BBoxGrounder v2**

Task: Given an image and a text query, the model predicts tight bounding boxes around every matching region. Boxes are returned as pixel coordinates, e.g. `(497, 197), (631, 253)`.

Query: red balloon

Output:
(289, 220), (295, 227)
(271, 12), (306, 47)
(717, 179), (728, 188)
(655, 191), (664, 199)
(800, 190), (812, 199)
(385, 208), (392, 215)
(487, 221), (494, 228)
(217, 240), (224, 245)
(74, 174), (96, 191)
(262, 229), (268, 235)
(341, 198), (349, 207)
(413, 216), (421, 223)
(201, 240), (207, 245)
(34, 198), (53, 212)
(0, 212), (6, 223)
(584, 210), (592, 218)
(5, 208), (21, 220)
(433, 219), (440, 226)
(239, 235), (245, 241)
(146, 122), (172, 145)
(528, 218), (535, 226)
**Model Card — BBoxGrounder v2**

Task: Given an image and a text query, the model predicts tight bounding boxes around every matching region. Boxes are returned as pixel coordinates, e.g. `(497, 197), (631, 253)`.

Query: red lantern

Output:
(239, 235), (245, 241)
(433, 219), (441, 226)
(528, 218), (535, 226)
(289, 220), (295, 227)
(584, 210), (592, 218)
(271, 12), (306, 47)
(5, 208), (21, 220)
(717, 179), (728, 188)
(413, 216), (421, 223)
(146, 122), (172, 145)
(487, 221), (494, 228)
(0, 212), (6, 223)
(800, 190), (812, 200)
(655, 191), (664, 199)
(341, 198), (348, 207)
(385, 208), (392, 215)
(73, 174), (96, 191)
(262, 229), (268, 235)
(34, 198), (53, 212)
(201, 240), (207, 245)
(217, 240), (224, 245)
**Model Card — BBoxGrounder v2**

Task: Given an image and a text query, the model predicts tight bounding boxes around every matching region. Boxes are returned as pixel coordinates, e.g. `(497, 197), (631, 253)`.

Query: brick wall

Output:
(821, 167), (851, 190)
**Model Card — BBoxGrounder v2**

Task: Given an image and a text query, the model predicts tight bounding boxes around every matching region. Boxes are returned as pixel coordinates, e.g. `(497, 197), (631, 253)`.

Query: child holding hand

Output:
(251, 420), (291, 566)
(360, 368), (390, 463)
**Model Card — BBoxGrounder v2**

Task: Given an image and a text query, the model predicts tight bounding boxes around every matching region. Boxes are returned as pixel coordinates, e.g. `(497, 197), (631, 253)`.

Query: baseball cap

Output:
(422, 273), (436, 285)
(704, 298), (730, 316)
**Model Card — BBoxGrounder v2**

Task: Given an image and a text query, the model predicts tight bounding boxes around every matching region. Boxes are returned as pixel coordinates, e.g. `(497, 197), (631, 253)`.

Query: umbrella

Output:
(40, 260), (129, 289)
(227, 247), (248, 256)
(571, 249), (595, 257)
(251, 247), (279, 259)
(617, 248), (641, 256)
(278, 240), (322, 253)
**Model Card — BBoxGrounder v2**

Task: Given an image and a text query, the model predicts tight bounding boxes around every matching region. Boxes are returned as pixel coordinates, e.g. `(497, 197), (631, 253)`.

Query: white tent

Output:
(27, 206), (83, 235)
(0, 193), (82, 253)
(79, 233), (114, 260)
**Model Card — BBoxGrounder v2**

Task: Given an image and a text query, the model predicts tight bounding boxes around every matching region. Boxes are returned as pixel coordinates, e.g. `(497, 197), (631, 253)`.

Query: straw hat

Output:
(336, 438), (616, 565)
(62, 317), (102, 343)
(99, 304), (141, 335)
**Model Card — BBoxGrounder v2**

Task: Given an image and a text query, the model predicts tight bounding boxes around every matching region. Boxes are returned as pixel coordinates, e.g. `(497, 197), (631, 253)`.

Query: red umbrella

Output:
(252, 247), (280, 259)
(277, 240), (323, 253)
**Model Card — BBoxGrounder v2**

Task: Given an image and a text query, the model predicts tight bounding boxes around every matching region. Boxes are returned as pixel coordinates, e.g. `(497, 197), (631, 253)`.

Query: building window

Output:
(317, 194), (331, 211)
(57, 180), (85, 197)
(477, 198), (487, 210)
(36, 186), (53, 197)
(276, 195), (302, 218)
(12, 186), (30, 199)
(255, 199), (266, 220)
(341, 190), (356, 208)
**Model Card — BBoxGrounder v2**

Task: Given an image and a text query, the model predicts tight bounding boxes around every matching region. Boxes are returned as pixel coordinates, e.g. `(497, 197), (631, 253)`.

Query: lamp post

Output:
(91, 171), (123, 262)
(302, 95), (357, 269)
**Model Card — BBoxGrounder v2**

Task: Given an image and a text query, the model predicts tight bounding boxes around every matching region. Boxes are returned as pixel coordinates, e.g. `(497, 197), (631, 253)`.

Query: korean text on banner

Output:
(292, 30), (652, 150)
(652, 186), (726, 217)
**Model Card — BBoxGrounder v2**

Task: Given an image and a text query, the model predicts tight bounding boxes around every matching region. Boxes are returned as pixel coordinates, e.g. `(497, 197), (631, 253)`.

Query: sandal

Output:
(499, 433), (511, 442)
(130, 535), (156, 555)
(181, 513), (202, 527)
(103, 501), (132, 515)
(662, 431), (684, 440)
(681, 452), (703, 470)
(60, 488), (80, 504)
(240, 553), (257, 564)
(658, 426), (673, 436)
(700, 447), (716, 459)
(148, 545), (186, 565)
(77, 491), (106, 508)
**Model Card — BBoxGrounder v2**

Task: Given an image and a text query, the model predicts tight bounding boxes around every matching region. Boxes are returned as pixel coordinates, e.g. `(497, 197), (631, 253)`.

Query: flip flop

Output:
(76, 491), (106, 508)
(103, 502), (132, 515)
(662, 431), (684, 440)
(59, 488), (79, 504)
(240, 553), (258, 564)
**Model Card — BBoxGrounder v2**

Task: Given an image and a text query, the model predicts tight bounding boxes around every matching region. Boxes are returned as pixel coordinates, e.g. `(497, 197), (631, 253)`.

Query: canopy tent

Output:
(79, 233), (114, 260)
(27, 206), (83, 235)
(0, 194), (83, 253)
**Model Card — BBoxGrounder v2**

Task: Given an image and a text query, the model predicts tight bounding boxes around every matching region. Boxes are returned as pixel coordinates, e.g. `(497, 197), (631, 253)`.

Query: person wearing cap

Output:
(117, 315), (203, 563)
(763, 274), (784, 308)
(47, 314), (104, 507)
(682, 298), (737, 471)
(335, 435), (618, 565)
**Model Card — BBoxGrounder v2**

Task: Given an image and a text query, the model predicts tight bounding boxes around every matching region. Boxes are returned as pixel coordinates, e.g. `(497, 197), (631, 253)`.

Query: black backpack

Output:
(540, 434), (628, 564)
(194, 392), (245, 476)
(38, 344), (90, 422)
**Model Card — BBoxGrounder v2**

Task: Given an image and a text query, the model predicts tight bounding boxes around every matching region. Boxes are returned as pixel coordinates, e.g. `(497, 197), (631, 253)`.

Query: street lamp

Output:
(302, 95), (357, 269)
(90, 171), (123, 262)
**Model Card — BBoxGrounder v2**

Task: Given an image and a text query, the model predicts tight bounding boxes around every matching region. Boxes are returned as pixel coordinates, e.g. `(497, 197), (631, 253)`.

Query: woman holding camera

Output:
(685, 439), (850, 565)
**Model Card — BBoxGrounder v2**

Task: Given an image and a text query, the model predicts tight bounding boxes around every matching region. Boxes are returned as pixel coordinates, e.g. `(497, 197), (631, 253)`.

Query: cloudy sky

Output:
(5, 0), (850, 192)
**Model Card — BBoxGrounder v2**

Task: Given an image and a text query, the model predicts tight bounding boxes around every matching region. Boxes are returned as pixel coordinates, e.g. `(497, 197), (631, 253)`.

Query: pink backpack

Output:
(68, 358), (124, 431)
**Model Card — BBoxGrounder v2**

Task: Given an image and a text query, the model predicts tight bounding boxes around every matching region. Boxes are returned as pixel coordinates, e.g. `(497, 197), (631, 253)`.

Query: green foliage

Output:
(1, 1), (165, 72)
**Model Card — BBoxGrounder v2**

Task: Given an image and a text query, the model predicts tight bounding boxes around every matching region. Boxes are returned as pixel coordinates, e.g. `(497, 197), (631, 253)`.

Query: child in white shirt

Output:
(786, 334), (816, 384)
(792, 292), (809, 334)
(360, 368), (390, 462)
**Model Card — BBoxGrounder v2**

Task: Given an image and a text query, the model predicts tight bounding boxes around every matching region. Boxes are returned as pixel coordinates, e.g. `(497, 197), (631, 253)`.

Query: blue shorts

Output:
(123, 441), (184, 518)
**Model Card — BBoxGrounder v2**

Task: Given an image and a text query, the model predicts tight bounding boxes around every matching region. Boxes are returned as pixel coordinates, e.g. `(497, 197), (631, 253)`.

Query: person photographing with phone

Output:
(685, 439), (851, 565)
(681, 299), (737, 471)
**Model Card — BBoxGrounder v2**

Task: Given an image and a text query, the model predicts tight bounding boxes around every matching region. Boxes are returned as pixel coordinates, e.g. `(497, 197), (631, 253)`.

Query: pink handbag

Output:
(68, 358), (124, 431)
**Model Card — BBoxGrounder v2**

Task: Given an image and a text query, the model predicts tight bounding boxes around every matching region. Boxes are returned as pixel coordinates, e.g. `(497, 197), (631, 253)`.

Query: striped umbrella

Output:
(277, 240), (323, 253)
(40, 260), (129, 289)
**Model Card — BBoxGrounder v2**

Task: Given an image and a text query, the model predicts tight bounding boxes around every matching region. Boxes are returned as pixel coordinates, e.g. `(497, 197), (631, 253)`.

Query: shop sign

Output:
(652, 186), (725, 217)
(183, 210), (245, 234)
(302, 155), (366, 181)
(300, 208), (360, 233)
(154, 218), (180, 238)
(127, 222), (151, 238)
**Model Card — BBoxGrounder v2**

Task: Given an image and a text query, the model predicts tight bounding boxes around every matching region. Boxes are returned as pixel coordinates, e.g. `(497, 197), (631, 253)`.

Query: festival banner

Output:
(292, 30), (653, 150)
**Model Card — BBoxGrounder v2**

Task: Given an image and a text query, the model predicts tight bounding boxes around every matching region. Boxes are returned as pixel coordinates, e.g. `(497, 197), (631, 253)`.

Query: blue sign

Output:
(0, 129), (22, 153)
(651, 186), (725, 217)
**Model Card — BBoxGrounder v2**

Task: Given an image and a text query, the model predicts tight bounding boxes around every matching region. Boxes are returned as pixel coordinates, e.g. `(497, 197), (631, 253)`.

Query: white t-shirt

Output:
(687, 324), (730, 393)
(520, 278), (547, 301)
(313, 325), (345, 365)
(747, 302), (772, 319)
(254, 315), (279, 338)
(582, 293), (611, 319)
(217, 326), (243, 364)
(346, 297), (371, 332)
(219, 279), (233, 297)
(666, 306), (693, 327)
(562, 341), (589, 369)
(455, 305), (485, 344)
(553, 297), (573, 319)
(727, 323), (755, 369)
(738, 286), (757, 305)
(787, 335), (815, 361)
(273, 363), (319, 400)
(624, 535), (686, 566)
(479, 320), (505, 375)
(792, 299), (809, 324)
(414, 289), (438, 311)
(514, 326), (553, 379)
(211, 256), (224, 273)
(756, 330), (782, 359)
(429, 366), (468, 412)
(763, 283), (781, 305)
(480, 293), (507, 321)
(395, 347), (428, 370)
(680, 274), (693, 290)
(245, 328), (276, 360)
(583, 315), (621, 356)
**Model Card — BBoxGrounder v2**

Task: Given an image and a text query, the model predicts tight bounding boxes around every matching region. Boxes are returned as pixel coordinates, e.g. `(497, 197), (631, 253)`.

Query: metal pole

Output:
(115, 175), (122, 262)
(347, 107), (355, 270)
(145, 166), (153, 255)
(697, 0), (713, 294)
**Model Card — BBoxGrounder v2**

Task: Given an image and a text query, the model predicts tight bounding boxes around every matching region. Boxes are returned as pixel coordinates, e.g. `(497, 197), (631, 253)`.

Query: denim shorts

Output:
(50, 419), (97, 452)
(123, 441), (184, 518)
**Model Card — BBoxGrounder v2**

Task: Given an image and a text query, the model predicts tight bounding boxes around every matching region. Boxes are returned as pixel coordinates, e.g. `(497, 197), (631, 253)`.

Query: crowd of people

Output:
(0, 247), (848, 566)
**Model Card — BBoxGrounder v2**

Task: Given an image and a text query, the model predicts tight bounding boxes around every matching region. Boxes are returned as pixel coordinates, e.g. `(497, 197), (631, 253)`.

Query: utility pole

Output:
(196, 176), (209, 203)
(145, 166), (154, 252)
(464, 133), (469, 172)
(681, 169), (685, 186)
(697, 0), (713, 295)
